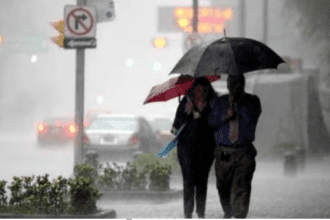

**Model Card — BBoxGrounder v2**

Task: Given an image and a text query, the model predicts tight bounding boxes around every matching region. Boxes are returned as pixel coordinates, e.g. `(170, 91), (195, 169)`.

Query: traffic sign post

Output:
(50, 0), (116, 167)
(72, 0), (90, 167)
(64, 5), (97, 49)
(63, 3), (97, 166)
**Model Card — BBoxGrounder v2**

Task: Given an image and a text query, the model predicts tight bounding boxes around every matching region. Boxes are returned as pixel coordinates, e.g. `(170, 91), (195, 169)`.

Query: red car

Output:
(37, 116), (78, 146)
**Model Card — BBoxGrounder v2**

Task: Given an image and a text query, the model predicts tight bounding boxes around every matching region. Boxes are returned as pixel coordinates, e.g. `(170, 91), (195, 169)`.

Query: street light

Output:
(152, 37), (168, 48)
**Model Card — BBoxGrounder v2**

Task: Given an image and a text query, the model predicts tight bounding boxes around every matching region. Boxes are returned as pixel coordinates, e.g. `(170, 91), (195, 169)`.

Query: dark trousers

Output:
(178, 143), (215, 218)
(214, 144), (257, 218)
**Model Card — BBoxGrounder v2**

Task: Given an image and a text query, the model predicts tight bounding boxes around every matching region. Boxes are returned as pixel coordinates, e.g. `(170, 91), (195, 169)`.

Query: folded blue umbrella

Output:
(157, 124), (185, 159)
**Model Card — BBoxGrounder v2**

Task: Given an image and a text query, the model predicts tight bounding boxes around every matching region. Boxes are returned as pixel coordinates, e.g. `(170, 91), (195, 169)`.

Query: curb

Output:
(99, 189), (183, 203)
(0, 209), (116, 218)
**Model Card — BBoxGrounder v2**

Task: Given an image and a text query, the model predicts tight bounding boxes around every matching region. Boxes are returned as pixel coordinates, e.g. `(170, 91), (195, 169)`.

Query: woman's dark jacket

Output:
(172, 96), (216, 150)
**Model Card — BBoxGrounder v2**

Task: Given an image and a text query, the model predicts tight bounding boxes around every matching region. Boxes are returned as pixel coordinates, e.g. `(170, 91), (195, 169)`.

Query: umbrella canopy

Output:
(143, 75), (220, 104)
(169, 37), (285, 77)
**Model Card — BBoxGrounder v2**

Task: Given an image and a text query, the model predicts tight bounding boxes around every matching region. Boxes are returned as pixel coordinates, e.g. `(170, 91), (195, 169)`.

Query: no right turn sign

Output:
(64, 5), (96, 38)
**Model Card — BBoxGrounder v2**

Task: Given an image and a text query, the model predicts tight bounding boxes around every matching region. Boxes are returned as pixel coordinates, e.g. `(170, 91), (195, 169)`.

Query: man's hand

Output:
(223, 95), (238, 121)
(223, 110), (236, 121)
(227, 109), (234, 118)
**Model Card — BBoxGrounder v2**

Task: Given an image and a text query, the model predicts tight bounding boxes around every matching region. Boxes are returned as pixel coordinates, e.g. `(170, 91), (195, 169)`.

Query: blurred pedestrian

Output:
(208, 74), (262, 218)
(171, 77), (218, 218)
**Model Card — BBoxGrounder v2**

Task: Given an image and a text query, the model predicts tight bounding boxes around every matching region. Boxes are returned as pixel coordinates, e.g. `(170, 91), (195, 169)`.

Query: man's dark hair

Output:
(228, 74), (245, 88)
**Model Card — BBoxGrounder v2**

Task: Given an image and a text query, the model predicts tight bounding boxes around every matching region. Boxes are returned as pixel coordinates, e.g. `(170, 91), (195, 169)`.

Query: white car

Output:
(83, 114), (163, 163)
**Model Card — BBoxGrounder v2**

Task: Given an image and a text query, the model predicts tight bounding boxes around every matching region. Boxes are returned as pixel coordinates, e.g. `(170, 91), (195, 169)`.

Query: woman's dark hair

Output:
(188, 76), (217, 102)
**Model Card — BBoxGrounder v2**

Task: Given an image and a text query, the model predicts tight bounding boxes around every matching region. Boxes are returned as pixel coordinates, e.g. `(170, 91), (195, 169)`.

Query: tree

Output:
(284, 0), (330, 85)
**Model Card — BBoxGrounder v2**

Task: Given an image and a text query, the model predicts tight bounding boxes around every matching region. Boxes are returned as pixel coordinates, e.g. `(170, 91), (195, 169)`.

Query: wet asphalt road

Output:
(99, 158), (330, 219)
(1, 132), (330, 218)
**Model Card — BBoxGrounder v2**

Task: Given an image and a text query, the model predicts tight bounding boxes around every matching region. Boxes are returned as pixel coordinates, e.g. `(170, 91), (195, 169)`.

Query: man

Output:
(208, 74), (262, 218)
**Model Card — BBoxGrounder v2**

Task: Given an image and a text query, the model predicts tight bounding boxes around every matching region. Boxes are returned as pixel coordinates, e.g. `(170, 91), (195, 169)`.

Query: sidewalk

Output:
(98, 173), (222, 219)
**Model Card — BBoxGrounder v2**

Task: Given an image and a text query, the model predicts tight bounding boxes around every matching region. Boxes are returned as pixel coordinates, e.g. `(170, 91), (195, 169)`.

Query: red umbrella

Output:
(143, 75), (221, 104)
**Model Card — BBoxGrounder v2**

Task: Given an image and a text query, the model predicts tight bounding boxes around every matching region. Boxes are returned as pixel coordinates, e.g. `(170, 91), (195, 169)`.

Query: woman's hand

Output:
(187, 101), (194, 114)
(193, 110), (201, 119)
(171, 127), (179, 135)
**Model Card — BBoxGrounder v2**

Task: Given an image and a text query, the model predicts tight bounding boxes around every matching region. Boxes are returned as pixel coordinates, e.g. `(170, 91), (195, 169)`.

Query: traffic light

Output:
(152, 37), (168, 48)
(158, 6), (233, 34)
(0, 34), (3, 46)
(174, 7), (232, 33)
(50, 18), (64, 48)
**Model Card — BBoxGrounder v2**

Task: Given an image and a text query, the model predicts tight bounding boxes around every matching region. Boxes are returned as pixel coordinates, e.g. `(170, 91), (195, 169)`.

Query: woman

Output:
(171, 77), (218, 218)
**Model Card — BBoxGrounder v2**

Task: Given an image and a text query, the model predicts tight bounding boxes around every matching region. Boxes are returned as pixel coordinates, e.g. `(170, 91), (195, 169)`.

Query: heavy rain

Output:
(0, 0), (330, 218)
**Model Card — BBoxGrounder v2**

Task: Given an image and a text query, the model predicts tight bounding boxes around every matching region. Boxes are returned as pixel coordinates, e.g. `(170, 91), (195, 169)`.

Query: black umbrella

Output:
(169, 37), (285, 77)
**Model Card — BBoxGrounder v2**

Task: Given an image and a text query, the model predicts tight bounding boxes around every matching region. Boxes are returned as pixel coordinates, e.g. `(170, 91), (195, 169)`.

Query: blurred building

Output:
(154, 0), (330, 158)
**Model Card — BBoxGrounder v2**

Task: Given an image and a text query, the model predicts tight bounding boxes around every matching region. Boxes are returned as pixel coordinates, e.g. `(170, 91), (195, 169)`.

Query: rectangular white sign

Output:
(86, 0), (115, 23)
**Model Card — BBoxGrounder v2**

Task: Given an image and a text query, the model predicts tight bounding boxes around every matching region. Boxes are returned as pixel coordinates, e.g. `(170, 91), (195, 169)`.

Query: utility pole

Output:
(263, 0), (268, 44)
(239, 0), (246, 38)
(74, 0), (86, 166)
(183, 0), (199, 53)
(192, 0), (198, 33)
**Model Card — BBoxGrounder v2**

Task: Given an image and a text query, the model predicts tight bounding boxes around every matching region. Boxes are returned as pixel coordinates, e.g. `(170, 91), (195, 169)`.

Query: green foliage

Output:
(68, 163), (102, 215)
(0, 164), (102, 215)
(68, 176), (101, 215)
(0, 180), (8, 212)
(0, 157), (175, 215)
(97, 162), (148, 191)
(132, 149), (180, 173)
(97, 163), (119, 190)
(74, 162), (98, 182)
(96, 156), (174, 192)
(49, 176), (69, 214)
(148, 162), (172, 191)
(8, 176), (25, 211)
(119, 163), (148, 191)
(5, 174), (69, 214)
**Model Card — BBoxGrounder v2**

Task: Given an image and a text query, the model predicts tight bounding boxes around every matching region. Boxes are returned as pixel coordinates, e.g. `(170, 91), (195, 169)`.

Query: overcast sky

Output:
(0, 0), (320, 123)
